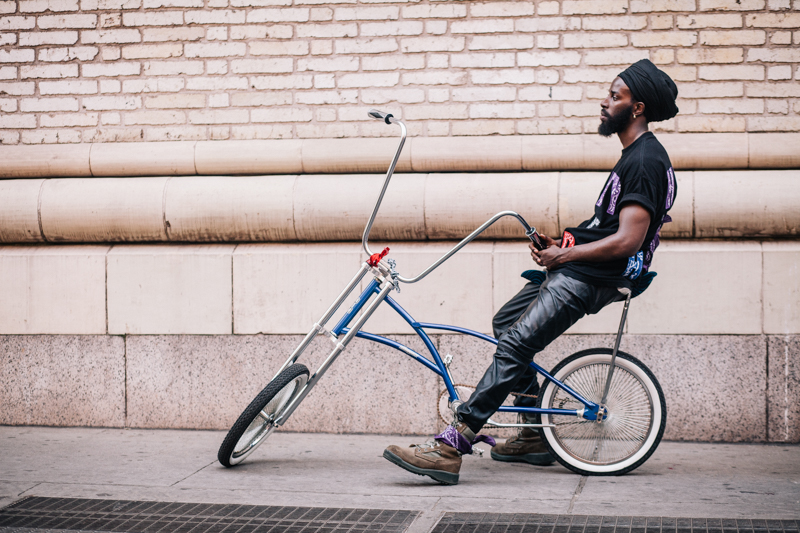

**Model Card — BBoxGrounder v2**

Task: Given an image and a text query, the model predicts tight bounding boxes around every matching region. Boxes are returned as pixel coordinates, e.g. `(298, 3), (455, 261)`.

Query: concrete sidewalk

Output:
(1, 426), (798, 529)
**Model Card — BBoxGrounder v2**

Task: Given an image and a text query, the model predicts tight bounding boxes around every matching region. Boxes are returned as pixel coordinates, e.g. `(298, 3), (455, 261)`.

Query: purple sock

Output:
(434, 425), (496, 455)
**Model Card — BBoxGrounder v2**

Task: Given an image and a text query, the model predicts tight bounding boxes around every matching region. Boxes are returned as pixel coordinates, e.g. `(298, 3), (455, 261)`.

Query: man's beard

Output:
(598, 104), (634, 137)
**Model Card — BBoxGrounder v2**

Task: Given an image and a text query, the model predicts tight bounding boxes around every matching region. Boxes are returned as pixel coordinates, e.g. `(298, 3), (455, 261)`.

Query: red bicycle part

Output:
(367, 247), (390, 267)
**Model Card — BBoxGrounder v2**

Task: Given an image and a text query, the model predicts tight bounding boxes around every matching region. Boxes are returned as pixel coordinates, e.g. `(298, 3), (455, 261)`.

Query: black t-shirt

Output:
(554, 132), (677, 288)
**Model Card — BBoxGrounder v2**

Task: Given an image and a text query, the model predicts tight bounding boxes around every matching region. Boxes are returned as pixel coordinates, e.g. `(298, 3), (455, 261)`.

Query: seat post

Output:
(601, 289), (632, 406)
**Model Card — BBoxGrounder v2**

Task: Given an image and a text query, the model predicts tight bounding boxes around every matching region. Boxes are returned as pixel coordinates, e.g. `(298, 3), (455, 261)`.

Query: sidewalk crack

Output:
(170, 460), (217, 487)
(566, 475), (587, 514)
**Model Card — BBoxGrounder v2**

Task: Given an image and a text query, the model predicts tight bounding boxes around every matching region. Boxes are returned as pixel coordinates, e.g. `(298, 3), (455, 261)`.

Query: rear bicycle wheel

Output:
(218, 363), (309, 467)
(538, 349), (666, 476)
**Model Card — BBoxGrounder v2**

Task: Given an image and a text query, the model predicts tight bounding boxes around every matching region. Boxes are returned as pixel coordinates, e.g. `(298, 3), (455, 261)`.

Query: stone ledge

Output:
(1, 170), (798, 244)
(1, 133), (798, 179)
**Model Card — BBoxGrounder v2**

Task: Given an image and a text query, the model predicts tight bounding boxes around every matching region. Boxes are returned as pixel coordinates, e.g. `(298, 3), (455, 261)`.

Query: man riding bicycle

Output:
(384, 59), (680, 485)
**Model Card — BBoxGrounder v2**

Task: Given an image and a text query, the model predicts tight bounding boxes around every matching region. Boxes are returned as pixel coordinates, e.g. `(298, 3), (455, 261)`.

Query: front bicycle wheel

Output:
(218, 363), (309, 468)
(538, 349), (666, 476)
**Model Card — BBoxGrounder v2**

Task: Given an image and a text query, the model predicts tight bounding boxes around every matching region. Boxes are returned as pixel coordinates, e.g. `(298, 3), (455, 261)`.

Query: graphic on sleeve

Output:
(666, 167), (675, 209)
(607, 173), (621, 215)
(561, 231), (575, 248)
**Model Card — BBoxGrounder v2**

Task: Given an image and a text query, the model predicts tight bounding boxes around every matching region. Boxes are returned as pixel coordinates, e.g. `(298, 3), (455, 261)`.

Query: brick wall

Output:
(0, 0), (798, 145)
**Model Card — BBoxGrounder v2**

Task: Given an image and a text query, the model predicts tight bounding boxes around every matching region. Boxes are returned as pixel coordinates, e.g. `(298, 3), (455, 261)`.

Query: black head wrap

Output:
(618, 59), (679, 123)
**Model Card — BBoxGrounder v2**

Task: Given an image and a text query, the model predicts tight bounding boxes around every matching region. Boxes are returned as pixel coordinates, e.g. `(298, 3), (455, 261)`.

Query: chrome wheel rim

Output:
(231, 374), (307, 461)
(548, 361), (654, 466)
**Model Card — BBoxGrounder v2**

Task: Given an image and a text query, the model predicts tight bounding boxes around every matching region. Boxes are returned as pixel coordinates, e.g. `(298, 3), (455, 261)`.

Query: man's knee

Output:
(495, 336), (533, 369)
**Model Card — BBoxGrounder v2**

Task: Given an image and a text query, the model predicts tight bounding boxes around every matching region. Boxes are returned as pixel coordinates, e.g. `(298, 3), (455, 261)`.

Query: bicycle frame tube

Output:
(348, 293), (598, 417)
(272, 263), (371, 379)
(396, 211), (534, 284)
(276, 279), (395, 425)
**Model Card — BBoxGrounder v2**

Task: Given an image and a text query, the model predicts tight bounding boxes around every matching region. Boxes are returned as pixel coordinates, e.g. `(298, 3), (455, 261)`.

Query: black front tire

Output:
(218, 363), (309, 468)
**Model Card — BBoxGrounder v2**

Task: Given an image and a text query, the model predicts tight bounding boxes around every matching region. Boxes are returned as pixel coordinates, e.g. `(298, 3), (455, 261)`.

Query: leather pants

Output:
(456, 271), (623, 433)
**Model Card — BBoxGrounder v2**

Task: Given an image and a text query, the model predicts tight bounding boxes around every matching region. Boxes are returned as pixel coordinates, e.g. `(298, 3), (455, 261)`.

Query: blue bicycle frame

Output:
(331, 278), (604, 423)
(271, 110), (611, 428)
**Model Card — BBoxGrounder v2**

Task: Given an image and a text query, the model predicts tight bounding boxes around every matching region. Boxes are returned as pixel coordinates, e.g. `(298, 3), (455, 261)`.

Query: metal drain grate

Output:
(431, 513), (800, 533)
(0, 497), (419, 533)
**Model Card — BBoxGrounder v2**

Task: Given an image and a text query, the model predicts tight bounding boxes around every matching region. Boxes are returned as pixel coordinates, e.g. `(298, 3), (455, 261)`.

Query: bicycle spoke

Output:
(548, 360), (653, 465)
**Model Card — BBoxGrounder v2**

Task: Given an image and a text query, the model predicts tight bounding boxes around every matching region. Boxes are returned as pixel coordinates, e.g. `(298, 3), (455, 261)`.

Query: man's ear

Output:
(634, 101), (645, 118)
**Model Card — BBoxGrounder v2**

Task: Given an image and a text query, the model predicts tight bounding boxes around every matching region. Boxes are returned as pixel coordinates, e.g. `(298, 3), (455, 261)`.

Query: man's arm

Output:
(531, 204), (651, 270)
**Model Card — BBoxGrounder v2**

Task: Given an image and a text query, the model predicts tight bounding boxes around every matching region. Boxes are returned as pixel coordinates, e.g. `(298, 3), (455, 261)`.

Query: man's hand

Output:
(529, 234), (563, 269)
(530, 239), (567, 270)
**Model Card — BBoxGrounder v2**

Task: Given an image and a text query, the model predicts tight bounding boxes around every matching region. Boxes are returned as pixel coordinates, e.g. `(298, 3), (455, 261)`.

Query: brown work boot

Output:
(383, 423), (477, 485)
(491, 426), (555, 466)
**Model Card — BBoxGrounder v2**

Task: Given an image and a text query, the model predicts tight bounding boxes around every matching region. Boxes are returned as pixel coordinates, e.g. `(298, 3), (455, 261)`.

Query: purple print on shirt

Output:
(666, 167), (675, 209)
(596, 176), (612, 208)
(607, 173), (621, 215)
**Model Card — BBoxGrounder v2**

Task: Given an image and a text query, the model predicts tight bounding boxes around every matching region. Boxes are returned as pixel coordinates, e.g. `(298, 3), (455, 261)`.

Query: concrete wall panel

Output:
(40, 177), (168, 242)
(425, 173), (559, 240)
(124, 334), (439, 435)
(90, 142), (197, 177)
(0, 179), (44, 243)
(0, 335), (125, 427)
(364, 242), (494, 335)
(763, 242), (800, 335)
(530, 334), (767, 442)
(282, 334), (439, 435)
(164, 175), (297, 242)
(0, 245), (108, 334)
(768, 335), (800, 443)
(233, 243), (362, 335)
(293, 174), (426, 242)
(0, 330), (792, 440)
(623, 335), (767, 442)
(302, 138), (413, 174)
(695, 170), (800, 238)
(628, 241), (763, 335)
(107, 244), (234, 335)
(194, 140), (303, 175)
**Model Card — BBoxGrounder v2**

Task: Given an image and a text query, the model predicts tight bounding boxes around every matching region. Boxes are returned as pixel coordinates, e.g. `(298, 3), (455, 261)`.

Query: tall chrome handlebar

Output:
(398, 210), (533, 284)
(362, 110), (406, 259)
(362, 109), (535, 285)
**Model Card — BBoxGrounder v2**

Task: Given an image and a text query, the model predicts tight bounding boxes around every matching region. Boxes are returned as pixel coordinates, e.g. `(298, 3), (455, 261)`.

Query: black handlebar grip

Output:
(368, 109), (394, 124)
(526, 228), (545, 251)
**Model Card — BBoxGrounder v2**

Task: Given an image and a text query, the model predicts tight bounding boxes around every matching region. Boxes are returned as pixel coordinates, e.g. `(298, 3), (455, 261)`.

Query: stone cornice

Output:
(1, 133), (798, 178)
